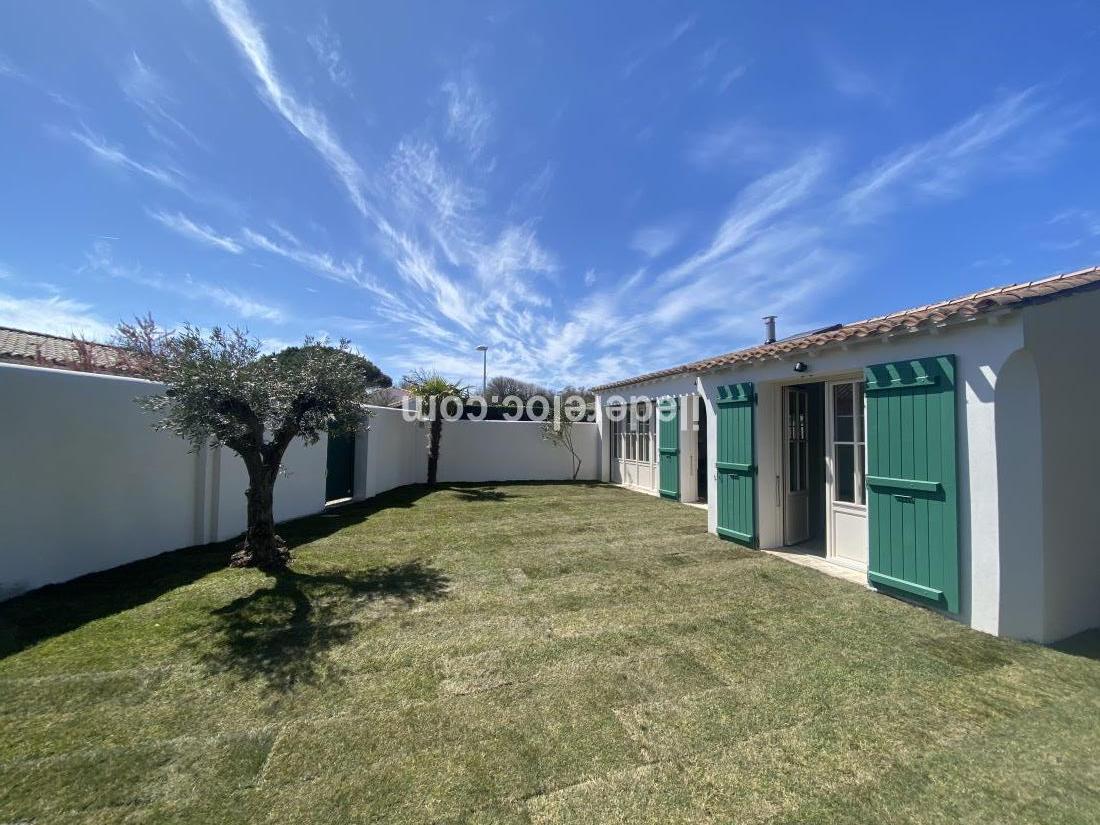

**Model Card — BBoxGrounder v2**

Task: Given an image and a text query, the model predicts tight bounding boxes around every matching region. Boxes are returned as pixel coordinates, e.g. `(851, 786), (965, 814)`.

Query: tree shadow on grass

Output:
(443, 486), (516, 503)
(0, 541), (234, 660)
(278, 484), (435, 549)
(189, 560), (449, 693)
(0, 485), (436, 661)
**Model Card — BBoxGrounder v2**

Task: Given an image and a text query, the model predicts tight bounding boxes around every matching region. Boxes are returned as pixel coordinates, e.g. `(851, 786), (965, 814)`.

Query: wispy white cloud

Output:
(240, 227), (394, 301)
(622, 14), (698, 78)
(83, 241), (283, 322)
(385, 136), (555, 317)
(149, 210), (243, 253)
(1050, 208), (1100, 237)
(120, 52), (206, 150)
(208, 0), (371, 217)
(387, 232), (480, 332)
(0, 289), (115, 340)
(441, 71), (493, 157)
(840, 87), (1078, 222)
(1, 52), (81, 111)
(71, 126), (189, 192)
(308, 15), (351, 89)
(686, 118), (784, 169)
(190, 280), (282, 321)
(509, 162), (555, 216)
(0, 52), (27, 80)
(389, 138), (481, 223)
(820, 52), (889, 103)
(717, 64), (748, 93)
(660, 148), (830, 284)
(630, 221), (684, 259)
(1043, 208), (1100, 252)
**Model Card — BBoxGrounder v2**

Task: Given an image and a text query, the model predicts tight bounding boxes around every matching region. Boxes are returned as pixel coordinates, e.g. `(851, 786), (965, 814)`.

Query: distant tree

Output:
(557, 384), (596, 406)
(116, 316), (391, 570)
(484, 375), (550, 401)
(400, 369), (469, 486)
(365, 386), (404, 407)
(541, 416), (583, 480)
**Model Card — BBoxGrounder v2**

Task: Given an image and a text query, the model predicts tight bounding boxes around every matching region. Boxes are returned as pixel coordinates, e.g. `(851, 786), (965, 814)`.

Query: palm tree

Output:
(400, 370), (469, 485)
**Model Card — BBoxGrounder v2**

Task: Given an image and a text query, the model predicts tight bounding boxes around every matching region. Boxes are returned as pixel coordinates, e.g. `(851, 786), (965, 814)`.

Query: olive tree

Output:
(117, 317), (390, 570)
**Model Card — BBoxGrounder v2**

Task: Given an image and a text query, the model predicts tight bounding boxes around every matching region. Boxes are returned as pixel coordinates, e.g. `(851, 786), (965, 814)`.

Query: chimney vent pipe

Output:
(763, 315), (777, 344)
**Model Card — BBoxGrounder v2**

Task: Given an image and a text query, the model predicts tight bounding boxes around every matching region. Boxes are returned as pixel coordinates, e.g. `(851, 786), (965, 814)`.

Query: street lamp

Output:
(476, 345), (488, 395)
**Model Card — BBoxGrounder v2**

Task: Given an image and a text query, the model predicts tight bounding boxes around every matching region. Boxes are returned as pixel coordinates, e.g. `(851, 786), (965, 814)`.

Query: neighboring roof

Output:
(0, 326), (135, 376)
(592, 264), (1100, 392)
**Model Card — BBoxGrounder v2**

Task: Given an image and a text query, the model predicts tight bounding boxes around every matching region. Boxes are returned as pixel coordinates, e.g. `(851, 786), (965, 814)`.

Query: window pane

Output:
(834, 383), (853, 416)
(789, 442), (799, 492)
(835, 444), (855, 502)
(835, 415), (854, 443)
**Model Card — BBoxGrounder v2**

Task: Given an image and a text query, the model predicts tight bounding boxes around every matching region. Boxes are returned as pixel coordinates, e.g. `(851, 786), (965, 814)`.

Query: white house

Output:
(591, 266), (1100, 644)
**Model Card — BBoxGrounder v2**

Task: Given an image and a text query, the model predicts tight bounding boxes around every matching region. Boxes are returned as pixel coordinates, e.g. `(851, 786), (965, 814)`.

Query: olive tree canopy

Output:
(117, 316), (391, 569)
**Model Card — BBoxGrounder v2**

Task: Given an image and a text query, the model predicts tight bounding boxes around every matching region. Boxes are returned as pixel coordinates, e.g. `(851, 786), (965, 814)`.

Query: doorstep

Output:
(762, 548), (871, 588)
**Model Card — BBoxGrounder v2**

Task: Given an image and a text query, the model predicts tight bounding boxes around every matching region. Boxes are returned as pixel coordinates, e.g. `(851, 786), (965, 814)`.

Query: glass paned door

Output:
(783, 387), (810, 545)
(831, 383), (865, 504)
(826, 379), (868, 566)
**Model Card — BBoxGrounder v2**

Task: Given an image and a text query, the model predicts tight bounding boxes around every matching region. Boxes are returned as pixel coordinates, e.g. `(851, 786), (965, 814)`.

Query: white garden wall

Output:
(1, 367), (599, 598)
(437, 419), (598, 483)
(0, 363), (326, 598)
(355, 406), (427, 498)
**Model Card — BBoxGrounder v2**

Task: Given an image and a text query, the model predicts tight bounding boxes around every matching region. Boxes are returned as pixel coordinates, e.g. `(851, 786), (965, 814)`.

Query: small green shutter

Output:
(865, 355), (959, 613)
(716, 382), (756, 546)
(658, 398), (680, 500)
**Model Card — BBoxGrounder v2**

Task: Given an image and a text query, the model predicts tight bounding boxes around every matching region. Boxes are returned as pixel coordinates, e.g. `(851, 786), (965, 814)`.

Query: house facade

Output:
(592, 266), (1100, 644)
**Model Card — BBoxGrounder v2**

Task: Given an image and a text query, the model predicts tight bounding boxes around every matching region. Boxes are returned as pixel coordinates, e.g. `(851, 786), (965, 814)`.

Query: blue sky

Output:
(1, 1), (1098, 387)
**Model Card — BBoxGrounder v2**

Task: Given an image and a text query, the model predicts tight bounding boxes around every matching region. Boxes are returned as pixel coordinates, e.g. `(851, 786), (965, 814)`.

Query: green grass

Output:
(2, 482), (1099, 824)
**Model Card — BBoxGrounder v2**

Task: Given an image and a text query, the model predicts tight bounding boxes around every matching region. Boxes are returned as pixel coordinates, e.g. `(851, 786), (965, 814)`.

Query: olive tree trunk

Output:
(231, 458), (289, 569)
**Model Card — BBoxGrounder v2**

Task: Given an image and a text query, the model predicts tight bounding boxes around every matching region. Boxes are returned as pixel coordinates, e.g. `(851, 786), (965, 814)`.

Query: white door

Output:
(826, 380), (868, 566)
(608, 405), (656, 492)
(783, 387), (810, 545)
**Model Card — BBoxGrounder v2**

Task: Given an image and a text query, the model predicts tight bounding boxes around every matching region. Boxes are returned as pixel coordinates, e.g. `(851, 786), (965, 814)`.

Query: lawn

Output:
(2, 482), (1099, 824)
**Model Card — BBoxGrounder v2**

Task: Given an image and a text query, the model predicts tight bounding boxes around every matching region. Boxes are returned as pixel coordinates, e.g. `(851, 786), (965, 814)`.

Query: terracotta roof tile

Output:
(591, 265), (1100, 392)
(0, 327), (134, 375)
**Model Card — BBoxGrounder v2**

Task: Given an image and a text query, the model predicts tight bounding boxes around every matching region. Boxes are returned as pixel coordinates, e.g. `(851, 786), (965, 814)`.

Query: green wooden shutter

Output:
(865, 355), (959, 613)
(658, 398), (680, 500)
(716, 382), (756, 546)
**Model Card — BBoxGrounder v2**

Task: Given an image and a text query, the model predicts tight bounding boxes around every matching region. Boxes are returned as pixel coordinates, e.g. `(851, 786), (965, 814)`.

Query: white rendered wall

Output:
(993, 348), (1045, 640)
(213, 435), (327, 542)
(357, 406), (427, 499)
(0, 364), (326, 597)
(698, 319), (1024, 637)
(1022, 289), (1100, 641)
(598, 317), (1027, 637)
(437, 419), (598, 483)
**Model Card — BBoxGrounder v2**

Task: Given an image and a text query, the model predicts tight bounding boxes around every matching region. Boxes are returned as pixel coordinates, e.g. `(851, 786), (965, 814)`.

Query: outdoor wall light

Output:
(793, 361), (809, 373)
